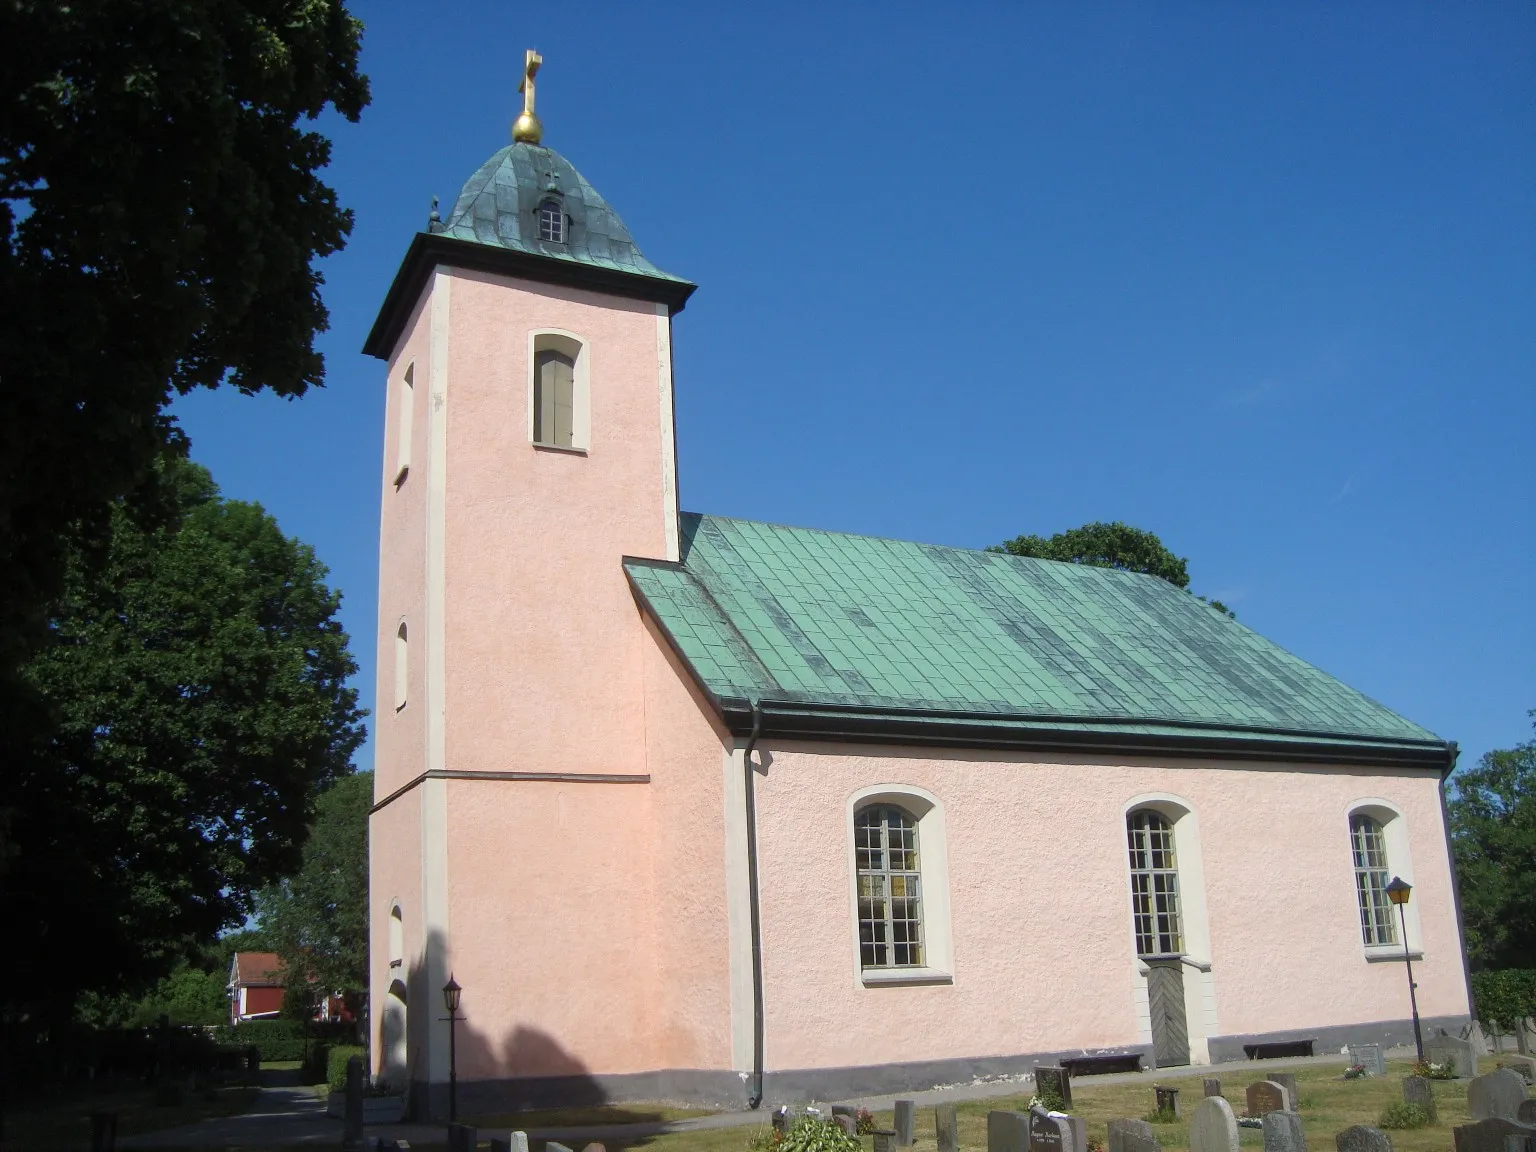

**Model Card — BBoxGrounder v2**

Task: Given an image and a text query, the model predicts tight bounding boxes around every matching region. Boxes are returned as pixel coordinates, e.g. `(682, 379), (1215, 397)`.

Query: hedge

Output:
(215, 1018), (309, 1062)
(328, 1045), (366, 1093)
(1471, 969), (1536, 1029)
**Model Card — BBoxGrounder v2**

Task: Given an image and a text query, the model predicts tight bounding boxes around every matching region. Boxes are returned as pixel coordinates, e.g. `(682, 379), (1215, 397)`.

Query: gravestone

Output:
(548, 1143), (575, 1152)
(1204, 1079), (1223, 1098)
(875, 1131), (898, 1152)
(1029, 1106), (1084, 1152)
(1428, 1033), (1478, 1079)
(1349, 1044), (1387, 1078)
(1155, 1086), (1181, 1117)
(1189, 1096), (1240, 1152)
(447, 1126), (479, 1152)
(937, 1104), (960, 1152)
(895, 1099), (917, 1147)
(1500, 1057), (1536, 1086)
(1334, 1127), (1392, 1152)
(1451, 1117), (1536, 1152)
(1247, 1082), (1290, 1118)
(833, 1116), (858, 1136)
(1271, 1073), (1300, 1108)
(1107, 1118), (1162, 1152)
(343, 1055), (365, 1152)
(1467, 1022), (1492, 1057)
(988, 1110), (1030, 1152)
(1521, 1019), (1536, 1058)
(490, 1136), (531, 1152)
(1468, 1069), (1529, 1122)
(1263, 1110), (1307, 1152)
(832, 1106), (857, 1122)
(580, 1144), (605, 1152)
(1035, 1065), (1074, 1109)
(1402, 1076), (1439, 1123)
(1519, 1101), (1536, 1125)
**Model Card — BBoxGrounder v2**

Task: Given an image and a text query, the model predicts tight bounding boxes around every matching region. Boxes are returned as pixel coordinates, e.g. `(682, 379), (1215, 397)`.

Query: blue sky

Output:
(173, 1), (1534, 775)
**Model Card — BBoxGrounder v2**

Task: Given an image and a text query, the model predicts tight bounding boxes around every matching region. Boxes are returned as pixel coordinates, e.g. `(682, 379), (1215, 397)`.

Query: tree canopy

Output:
(1448, 711), (1536, 970)
(257, 769), (372, 1011)
(0, 0), (368, 786)
(12, 457), (366, 1017)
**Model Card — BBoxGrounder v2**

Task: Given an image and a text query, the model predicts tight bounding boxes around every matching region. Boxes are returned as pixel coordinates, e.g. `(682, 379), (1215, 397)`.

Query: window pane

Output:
(855, 804), (924, 969)
(1126, 810), (1182, 955)
(534, 350), (576, 447)
(1350, 816), (1397, 946)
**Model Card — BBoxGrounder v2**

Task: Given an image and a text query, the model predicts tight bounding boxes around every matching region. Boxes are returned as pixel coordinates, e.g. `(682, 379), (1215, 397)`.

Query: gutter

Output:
(742, 701), (765, 1110)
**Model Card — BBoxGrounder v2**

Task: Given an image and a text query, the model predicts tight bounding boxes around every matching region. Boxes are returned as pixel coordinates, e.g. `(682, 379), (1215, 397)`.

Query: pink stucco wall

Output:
(369, 791), (422, 1083)
(752, 744), (1467, 1072)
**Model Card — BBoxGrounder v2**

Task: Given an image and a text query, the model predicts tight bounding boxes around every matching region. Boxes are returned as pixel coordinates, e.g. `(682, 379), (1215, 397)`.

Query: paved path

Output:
(121, 1047), (1386, 1149)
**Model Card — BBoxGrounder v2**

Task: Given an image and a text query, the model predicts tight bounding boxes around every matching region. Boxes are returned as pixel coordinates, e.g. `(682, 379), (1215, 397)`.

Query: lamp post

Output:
(441, 975), (462, 1122)
(1385, 877), (1423, 1062)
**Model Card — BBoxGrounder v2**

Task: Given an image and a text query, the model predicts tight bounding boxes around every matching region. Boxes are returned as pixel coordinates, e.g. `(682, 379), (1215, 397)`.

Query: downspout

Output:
(742, 701), (766, 1109)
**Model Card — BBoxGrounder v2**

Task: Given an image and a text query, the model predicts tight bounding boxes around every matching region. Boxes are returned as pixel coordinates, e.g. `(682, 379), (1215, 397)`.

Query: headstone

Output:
(1204, 1079), (1223, 1098)
(1263, 1110), (1307, 1152)
(1500, 1057), (1536, 1086)
(834, 1116), (858, 1136)
(989, 1113), (1029, 1152)
(1349, 1044), (1387, 1078)
(1451, 1117), (1536, 1152)
(1402, 1076), (1439, 1123)
(1520, 1019), (1536, 1058)
(1334, 1127), (1392, 1152)
(343, 1055), (365, 1152)
(875, 1131), (898, 1152)
(1155, 1087), (1181, 1117)
(1428, 1034), (1478, 1079)
(580, 1144), (606, 1152)
(1107, 1118), (1161, 1152)
(1519, 1101), (1536, 1125)
(1189, 1096), (1240, 1152)
(1247, 1082), (1290, 1118)
(548, 1143), (574, 1152)
(1467, 1022), (1492, 1057)
(1035, 1065), (1074, 1109)
(1468, 1069), (1530, 1122)
(1029, 1106), (1084, 1152)
(937, 1104), (959, 1152)
(832, 1106), (857, 1121)
(1271, 1073), (1300, 1108)
(895, 1100), (917, 1147)
(448, 1125), (480, 1152)
(498, 1136), (527, 1152)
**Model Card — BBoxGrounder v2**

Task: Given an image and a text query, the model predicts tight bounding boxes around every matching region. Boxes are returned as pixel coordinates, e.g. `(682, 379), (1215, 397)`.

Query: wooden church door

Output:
(1145, 958), (1190, 1067)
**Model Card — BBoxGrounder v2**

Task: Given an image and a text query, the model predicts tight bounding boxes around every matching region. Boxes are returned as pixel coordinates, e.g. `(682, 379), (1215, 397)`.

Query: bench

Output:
(1061, 1053), (1145, 1076)
(1243, 1039), (1316, 1059)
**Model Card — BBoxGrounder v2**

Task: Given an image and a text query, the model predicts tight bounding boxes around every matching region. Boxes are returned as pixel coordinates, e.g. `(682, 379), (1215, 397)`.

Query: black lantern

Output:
(441, 974), (463, 1121)
(442, 975), (462, 1014)
(1384, 876), (1423, 1062)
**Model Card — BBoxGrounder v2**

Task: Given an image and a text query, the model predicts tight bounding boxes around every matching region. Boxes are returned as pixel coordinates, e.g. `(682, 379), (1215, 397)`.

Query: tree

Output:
(13, 457), (366, 1018)
(1448, 711), (1536, 970)
(257, 769), (373, 1013)
(989, 521), (1233, 614)
(0, 1), (368, 816)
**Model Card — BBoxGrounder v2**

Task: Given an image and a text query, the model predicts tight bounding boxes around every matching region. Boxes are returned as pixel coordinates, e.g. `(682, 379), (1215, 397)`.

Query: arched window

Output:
(537, 198), (565, 244)
(393, 622), (408, 711)
(1127, 809), (1183, 956)
(855, 804), (923, 968)
(394, 362), (413, 485)
(388, 904), (404, 968)
(1350, 814), (1397, 946)
(533, 348), (575, 448)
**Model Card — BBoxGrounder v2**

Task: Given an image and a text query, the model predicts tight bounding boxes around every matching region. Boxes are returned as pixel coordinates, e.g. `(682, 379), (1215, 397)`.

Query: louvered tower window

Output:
(855, 804), (924, 968)
(1127, 809), (1183, 955)
(533, 349), (575, 448)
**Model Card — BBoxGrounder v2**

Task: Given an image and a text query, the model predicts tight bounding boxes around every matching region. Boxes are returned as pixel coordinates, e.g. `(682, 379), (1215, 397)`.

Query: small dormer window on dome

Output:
(537, 198), (565, 244)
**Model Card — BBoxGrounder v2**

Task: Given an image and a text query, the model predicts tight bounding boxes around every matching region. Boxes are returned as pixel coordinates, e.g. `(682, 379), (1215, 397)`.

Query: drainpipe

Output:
(742, 702), (766, 1109)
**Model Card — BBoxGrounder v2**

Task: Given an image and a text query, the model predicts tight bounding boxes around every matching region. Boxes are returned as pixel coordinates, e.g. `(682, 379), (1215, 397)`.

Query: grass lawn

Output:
(466, 1103), (717, 1129)
(2, 1080), (260, 1152)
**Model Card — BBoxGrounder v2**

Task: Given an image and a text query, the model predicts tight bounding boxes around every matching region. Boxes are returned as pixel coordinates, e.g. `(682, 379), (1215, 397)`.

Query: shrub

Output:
(216, 1019), (309, 1062)
(777, 1117), (860, 1152)
(1343, 1064), (1369, 1080)
(1380, 1102), (1433, 1130)
(327, 1045), (366, 1093)
(1471, 969), (1536, 1030)
(1031, 1084), (1067, 1113)
(855, 1109), (875, 1136)
(1142, 1107), (1179, 1125)
(1411, 1060), (1457, 1081)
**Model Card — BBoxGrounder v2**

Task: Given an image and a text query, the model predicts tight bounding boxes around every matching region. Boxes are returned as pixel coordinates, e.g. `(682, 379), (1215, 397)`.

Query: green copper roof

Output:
(436, 142), (689, 285)
(624, 514), (1449, 764)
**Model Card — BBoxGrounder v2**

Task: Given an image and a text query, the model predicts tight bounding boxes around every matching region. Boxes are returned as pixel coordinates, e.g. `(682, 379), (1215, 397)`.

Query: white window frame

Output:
(1346, 799), (1422, 961)
(845, 784), (953, 987)
(527, 329), (590, 452)
(394, 361), (414, 485)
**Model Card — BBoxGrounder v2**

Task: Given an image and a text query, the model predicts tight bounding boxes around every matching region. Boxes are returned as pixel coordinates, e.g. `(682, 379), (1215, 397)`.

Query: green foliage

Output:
(328, 1045), (366, 1092)
(777, 1117), (860, 1152)
(1448, 711), (1536, 969)
(257, 769), (372, 1008)
(1410, 1060), (1457, 1081)
(1471, 969), (1536, 1029)
(1142, 1107), (1179, 1125)
(855, 1109), (875, 1136)
(217, 1019), (310, 1063)
(11, 457), (366, 1017)
(78, 966), (231, 1029)
(1032, 1084), (1067, 1113)
(1378, 1102), (1433, 1130)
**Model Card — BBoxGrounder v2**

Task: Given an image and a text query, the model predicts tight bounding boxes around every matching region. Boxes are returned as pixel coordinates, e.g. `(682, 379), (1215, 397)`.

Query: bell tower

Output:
(363, 56), (696, 1116)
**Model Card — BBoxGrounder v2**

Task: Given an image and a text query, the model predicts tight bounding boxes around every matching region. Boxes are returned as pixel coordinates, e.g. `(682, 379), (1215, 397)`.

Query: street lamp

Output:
(1385, 877), (1424, 1062)
(442, 975), (463, 1122)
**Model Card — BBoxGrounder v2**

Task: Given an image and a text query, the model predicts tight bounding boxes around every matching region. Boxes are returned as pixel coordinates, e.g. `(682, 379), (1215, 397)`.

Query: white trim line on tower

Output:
(655, 304), (680, 562)
(422, 267), (452, 1085)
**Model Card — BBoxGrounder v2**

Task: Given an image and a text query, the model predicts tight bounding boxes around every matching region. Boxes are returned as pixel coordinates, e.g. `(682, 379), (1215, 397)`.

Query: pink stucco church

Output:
(365, 60), (1471, 1118)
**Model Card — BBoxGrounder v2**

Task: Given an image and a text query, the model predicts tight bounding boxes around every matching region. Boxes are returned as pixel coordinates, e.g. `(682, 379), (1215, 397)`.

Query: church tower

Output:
(364, 53), (698, 1116)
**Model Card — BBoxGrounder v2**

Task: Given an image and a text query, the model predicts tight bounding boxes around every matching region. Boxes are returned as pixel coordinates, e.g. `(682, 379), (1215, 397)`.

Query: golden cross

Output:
(513, 49), (544, 144)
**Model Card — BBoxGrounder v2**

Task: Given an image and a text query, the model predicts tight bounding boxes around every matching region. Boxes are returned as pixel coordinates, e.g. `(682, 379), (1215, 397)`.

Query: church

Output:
(365, 56), (1471, 1119)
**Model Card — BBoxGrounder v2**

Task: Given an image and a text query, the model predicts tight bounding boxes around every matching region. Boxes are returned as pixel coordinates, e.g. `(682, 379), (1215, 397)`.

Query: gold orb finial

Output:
(513, 49), (544, 145)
